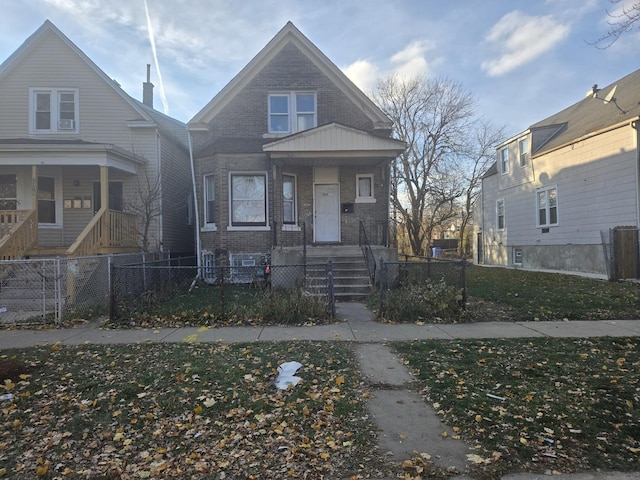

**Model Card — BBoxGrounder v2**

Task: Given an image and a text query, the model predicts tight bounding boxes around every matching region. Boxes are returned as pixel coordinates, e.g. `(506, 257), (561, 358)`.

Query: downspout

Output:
(187, 129), (202, 270)
(633, 120), (640, 229)
(156, 130), (164, 251)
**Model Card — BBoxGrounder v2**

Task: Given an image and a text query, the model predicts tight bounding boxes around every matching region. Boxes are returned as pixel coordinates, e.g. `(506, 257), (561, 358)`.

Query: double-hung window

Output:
(230, 173), (268, 228)
(204, 175), (216, 228)
(537, 186), (558, 227)
(268, 92), (316, 134)
(500, 148), (509, 174)
(30, 88), (79, 133)
(496, 199), (505, 230)
(282, 174), (296, 225)
(518, 138), (528, 166)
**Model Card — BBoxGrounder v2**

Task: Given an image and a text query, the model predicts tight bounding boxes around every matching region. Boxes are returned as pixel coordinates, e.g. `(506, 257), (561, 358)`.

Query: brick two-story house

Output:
(187, 22), (405, 282)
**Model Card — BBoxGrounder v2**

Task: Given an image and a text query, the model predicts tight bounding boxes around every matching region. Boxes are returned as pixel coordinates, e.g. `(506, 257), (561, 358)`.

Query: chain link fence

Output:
(0, 252), (168, 326)
(110, 261), (335, 326)
(376, 256), (467, 321)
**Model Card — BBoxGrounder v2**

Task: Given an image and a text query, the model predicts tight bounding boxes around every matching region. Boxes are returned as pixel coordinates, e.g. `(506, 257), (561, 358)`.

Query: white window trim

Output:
(227, 171), (270, 231)
(355, 174), (376, 203)
(496, 198), (505, 230)
(513, 248), (523, 265)
(202, 174), (217, 232)
(500, 148), (509, 174)
(518, 138), (528, 167)
(267, 91), (317, 135)
(536, 185), (559, 227)
(29, 87), (79, 134)
(282, 172), (299, 229)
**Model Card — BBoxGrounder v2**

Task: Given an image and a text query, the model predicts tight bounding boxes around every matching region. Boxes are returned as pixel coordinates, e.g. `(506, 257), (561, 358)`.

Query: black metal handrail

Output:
(358, 220), (376, 283)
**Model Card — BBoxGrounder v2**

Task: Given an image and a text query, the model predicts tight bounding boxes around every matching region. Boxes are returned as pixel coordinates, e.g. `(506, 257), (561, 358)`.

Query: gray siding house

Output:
(478, 68), (640, 279)
(188, 22), (405, 278)
(0, 21), (194, 260)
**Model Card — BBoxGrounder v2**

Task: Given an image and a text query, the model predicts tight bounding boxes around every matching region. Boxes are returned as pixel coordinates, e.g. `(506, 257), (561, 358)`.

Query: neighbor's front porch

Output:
(0, 141), (144, 260)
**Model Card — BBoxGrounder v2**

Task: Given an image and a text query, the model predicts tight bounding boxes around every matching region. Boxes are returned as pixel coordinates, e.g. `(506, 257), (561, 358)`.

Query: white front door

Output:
(314, 183), (340, 242)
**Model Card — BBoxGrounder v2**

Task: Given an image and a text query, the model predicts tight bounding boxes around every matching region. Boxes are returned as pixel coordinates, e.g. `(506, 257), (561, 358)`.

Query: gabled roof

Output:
(0, 19), (187, 147)
(188, 22), (392, 131)
(530, 67), (640, 156)
(263, 123), (405, 158)
(0, 20), (155, 123)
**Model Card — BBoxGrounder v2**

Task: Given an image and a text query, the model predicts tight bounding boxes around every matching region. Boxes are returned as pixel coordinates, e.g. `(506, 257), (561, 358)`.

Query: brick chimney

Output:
(143, 64), (154, 108)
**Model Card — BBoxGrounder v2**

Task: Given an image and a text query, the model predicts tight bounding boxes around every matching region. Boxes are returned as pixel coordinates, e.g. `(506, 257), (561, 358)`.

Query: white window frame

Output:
(227, 172), (270, 231)
(29, 88), (79, 134)
(518, 138), (528, 166)
(513, 248), (523, 265)
(268, 92), (317, 134)
(355, 174), (376, 203)
(496, 198), (505, 230)
(536, 186), (558, 227)
(202, 174), (216, 231)
(282, 173), (300, 231)
(500, 148), (509, 174)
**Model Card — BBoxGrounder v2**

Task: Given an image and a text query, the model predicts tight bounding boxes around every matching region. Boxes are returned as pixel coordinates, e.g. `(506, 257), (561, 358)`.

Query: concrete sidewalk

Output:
(1, 303), (639, 480)
(1, 302), (639, 349)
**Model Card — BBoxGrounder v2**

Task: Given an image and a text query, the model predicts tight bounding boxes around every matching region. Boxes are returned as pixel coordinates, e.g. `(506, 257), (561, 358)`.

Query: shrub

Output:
(255, 288), (331, 325)
(381, 278), (464, 323)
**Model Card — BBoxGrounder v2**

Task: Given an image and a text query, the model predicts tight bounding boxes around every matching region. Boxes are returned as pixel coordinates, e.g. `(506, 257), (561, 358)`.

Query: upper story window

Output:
(268, 92), (316, 134)
(29, 88), (79, 134)
(518, 138), (528, 166)
(500, 148), (509, 174)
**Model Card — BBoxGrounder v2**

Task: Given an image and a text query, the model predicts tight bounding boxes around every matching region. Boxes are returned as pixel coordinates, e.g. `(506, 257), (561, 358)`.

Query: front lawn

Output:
(395, 337), (640, 479)
(466, 266), (640, 321)
(0, 342), (386, 479)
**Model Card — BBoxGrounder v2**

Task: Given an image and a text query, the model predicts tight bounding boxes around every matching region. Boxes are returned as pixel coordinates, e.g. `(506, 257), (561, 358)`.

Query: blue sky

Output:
(1, 0), (638, 138)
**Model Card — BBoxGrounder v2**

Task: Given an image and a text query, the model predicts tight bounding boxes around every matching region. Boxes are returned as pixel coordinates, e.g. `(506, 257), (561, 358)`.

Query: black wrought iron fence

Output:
(110, 262), (335, 326)
(377, 256), (467, 321)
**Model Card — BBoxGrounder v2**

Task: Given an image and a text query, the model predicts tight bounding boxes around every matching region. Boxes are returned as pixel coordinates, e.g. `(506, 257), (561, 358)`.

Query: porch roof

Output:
(263, 123), (406, 165)
(0, 138), (145, 173)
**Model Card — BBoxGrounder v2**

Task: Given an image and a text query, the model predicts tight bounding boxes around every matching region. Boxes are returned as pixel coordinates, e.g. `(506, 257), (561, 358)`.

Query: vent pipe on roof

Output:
(143, 64), (154, 108)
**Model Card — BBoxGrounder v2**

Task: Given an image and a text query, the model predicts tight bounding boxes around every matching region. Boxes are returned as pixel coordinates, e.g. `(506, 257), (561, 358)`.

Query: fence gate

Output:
(613, 226), (639, 279)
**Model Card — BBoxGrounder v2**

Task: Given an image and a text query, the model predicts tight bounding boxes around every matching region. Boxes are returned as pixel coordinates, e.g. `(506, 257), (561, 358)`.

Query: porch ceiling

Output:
(0, 139), (146, 173)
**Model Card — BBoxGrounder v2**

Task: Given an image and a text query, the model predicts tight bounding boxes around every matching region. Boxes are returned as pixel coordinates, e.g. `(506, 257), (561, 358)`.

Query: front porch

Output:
(0, 141), (144, 260)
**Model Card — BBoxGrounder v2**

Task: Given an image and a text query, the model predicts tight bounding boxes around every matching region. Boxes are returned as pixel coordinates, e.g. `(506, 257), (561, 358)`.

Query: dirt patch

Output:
(0, 360), (32, 382)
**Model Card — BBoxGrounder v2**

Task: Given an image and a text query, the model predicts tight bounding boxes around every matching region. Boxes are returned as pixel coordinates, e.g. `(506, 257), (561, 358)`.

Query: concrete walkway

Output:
(1, 304), (639, 480)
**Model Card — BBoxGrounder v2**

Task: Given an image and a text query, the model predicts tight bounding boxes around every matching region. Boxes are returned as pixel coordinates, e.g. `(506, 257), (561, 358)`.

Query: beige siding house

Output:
(0, 21), (194, 259)
(187, 22), (405, 285)
(478, 68), (640, 279)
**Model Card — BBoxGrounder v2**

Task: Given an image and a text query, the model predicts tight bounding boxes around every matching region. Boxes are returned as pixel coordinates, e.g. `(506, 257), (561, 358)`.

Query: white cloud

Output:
(343, 39), (433, 93)
(482, 10), (570, 76)
(342, 59), (380, 93)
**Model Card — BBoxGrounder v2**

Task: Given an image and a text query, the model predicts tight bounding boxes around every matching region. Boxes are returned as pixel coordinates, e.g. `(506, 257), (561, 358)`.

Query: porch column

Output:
(31, 165), (38, 247)
(31, 165), (38, 215)
(100, 165), (109, 247)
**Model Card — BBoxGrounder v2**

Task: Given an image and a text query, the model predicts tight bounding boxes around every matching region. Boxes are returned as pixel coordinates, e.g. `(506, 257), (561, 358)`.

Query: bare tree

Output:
(373, 75), (474, 256)
(126, 167), (162, 252)
(456, 120), (505, 255)
(593, 0), (640, 48)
